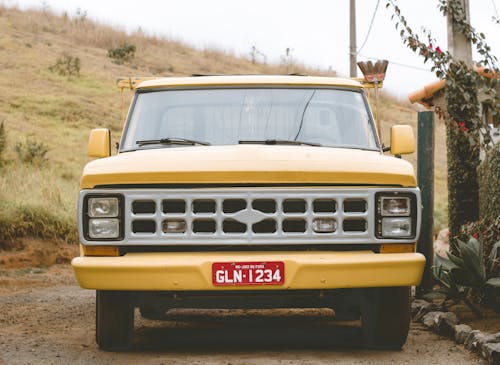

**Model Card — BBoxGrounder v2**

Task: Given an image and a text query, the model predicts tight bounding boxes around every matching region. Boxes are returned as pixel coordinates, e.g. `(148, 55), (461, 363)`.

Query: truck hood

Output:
(80, 145), (416, 188)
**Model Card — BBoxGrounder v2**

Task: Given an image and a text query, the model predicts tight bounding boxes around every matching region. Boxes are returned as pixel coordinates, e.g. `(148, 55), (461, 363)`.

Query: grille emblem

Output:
(231, 209), (270, 225)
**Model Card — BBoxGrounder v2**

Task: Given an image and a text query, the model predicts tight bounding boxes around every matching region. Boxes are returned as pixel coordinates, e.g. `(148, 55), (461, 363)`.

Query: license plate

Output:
(212, 261), (285, 286)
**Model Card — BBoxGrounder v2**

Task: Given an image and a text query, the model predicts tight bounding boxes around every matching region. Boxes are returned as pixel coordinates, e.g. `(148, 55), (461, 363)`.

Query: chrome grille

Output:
(79, 188), (421, 245)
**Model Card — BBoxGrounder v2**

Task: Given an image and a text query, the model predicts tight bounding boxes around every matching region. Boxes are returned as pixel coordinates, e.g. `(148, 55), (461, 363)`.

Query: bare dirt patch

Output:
(0, 238), (78, 269)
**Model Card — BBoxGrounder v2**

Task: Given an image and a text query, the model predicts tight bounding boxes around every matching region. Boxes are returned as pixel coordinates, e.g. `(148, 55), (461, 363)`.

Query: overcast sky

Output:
(5, 0), (500, 98)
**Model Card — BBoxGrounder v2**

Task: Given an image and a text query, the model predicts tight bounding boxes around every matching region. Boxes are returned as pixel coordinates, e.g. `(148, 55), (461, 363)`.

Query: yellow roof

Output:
(135, 75), (363, 90)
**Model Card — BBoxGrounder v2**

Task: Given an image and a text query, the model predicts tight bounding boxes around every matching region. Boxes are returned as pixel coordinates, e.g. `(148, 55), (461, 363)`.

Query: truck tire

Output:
(361, 286), (411, 350)
(96, 290), (134, 350)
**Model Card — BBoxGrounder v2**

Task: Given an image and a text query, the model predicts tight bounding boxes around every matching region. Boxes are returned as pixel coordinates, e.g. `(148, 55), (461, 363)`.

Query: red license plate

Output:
(212, 261), (285, 286)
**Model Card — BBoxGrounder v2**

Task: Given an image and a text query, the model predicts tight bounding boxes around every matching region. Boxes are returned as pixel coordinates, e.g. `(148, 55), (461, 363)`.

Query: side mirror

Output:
(88, 128), (111, 158)
(390, 125), (415, 155)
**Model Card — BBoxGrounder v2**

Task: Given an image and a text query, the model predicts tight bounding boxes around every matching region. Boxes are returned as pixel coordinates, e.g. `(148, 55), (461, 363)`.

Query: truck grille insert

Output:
(121, 188), (375, 244)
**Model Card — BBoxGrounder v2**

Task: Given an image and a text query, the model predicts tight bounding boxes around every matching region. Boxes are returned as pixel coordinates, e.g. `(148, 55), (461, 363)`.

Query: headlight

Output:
(83, 194), (124, 241)
(381, 197), (410, 216)
(88, 197), (119, 217)
(382, 217), (412, 237)
(89, 218), (120, 238)
(376, 192), (416, 239)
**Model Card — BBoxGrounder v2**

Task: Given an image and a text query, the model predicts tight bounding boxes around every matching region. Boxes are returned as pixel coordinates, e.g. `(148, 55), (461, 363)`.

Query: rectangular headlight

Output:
(89, 218), (120, 239)
(83, 194), (123, 241)
(382, 217), (412, 237)
(88, 197), (119, 217)
(381, 197), (410, 216)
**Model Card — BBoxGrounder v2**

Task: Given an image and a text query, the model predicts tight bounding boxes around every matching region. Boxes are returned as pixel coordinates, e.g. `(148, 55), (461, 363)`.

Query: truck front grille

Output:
(79, 187), (421, 246)
(120, 188), (373, 245)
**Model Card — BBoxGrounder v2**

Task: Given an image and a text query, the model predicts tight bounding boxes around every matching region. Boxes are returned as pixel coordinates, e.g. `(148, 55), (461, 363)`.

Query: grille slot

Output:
(193, 200), (216, 214)
(252, 199), (276, 213)
(163, 200), (185, 214)
(193, 219), (216, 233)
(283, 219), (306, 233)
(283, 199), (306, 213)
(223, 199), (247, 213)
(313, 199), (336, 213)
(343, 219), (367, 232)
(252, 219), (277, 234)
(132, 200), (156, 214)
(223, 219), (246, 233)
(343, 199), (367, 213)
(132, 220), (156, 234)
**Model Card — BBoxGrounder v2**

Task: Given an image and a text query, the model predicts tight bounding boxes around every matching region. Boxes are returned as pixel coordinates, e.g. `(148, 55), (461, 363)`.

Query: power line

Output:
(492, 0), (499, 19)
(357, 0), (381, 54)
(353, 52), (434, 72)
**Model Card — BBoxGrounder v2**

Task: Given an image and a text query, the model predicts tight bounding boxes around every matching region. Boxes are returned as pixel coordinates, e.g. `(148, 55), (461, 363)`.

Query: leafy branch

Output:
(386, 0), (499, 150)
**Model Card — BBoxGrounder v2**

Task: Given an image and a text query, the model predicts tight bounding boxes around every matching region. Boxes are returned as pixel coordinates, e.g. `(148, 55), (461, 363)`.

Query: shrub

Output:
(14, 139), (49, 165)
(432, 237), (500, 316)
(49, 53), (81, 77)
(459, 219), (500, 265)
(107, 43), (136, 64)
(478, 145), (500, 222)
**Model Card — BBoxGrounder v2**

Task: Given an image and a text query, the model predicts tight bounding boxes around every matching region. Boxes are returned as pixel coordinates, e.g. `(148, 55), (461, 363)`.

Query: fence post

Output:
(417, 111), (435, 296)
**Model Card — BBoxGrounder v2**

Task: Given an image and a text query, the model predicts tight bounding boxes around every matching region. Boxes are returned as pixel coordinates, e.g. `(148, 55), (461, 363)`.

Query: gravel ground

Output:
(0, 265), (486, 365)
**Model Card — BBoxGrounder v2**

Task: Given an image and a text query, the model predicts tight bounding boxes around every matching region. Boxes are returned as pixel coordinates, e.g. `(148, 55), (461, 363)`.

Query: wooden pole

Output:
(417, 111), (435, 296)
(349, 0), (357, 77)
(447, 0), (472, 66)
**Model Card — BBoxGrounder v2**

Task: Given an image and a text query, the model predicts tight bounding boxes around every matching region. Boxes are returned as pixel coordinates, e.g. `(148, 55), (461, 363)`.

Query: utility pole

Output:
(447, 0), (472, 65)
(349, 0), (357, 77)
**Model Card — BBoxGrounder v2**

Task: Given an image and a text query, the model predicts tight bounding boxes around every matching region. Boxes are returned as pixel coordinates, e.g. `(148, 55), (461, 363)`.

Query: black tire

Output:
(361, 286), (411, 350)
(96, 290), (134, 351)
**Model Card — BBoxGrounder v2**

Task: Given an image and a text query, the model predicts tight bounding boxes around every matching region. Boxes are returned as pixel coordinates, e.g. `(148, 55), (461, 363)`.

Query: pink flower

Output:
(435, 46), (442, 54)
(429, 43), (433, 49)
(473, 233), (478, 238)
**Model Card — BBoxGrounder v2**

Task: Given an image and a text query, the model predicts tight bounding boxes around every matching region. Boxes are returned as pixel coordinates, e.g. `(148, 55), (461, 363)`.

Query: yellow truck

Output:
(72, 75), (425, 350)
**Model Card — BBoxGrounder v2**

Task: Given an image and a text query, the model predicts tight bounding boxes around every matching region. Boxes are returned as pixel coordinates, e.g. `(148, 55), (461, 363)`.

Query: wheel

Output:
(96, 290), (134, 350)
(361, 286), (411, 350)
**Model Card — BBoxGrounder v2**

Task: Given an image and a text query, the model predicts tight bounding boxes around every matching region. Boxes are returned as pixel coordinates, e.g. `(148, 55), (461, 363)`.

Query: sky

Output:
(5, 0), (500, 98)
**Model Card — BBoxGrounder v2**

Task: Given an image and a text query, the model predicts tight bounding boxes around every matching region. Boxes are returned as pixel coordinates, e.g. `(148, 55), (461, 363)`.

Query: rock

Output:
(465, 330), (484, 351)
(482, 342), (500, 365)
(436, 312), (458, 338)
(412, 301), (444, 322)
(411, 299), (431, 316)
(464, 331), (500, 352)
(422, 311), (443, 330)
(454, 324), (473, 344)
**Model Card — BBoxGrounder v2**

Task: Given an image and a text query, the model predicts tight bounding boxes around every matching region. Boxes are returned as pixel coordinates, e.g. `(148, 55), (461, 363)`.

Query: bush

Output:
(0, 203), (78, 245)
(478, 145), (500, 222)
(14, 139), (49, 165)
(107, 43), (136, 64)
(49, 53), (81, 77)
(432, 237), (500, 316)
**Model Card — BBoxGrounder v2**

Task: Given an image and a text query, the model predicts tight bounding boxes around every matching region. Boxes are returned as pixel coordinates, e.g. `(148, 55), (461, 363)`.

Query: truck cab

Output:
(72, 75), (425, 350)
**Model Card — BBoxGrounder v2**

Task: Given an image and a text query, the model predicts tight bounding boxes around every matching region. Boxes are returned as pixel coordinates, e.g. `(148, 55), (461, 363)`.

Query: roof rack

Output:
(116, 76), (161, 90)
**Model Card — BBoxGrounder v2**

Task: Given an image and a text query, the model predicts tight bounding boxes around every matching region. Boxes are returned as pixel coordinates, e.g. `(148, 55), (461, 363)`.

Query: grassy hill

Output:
(0, 5), (447, 247)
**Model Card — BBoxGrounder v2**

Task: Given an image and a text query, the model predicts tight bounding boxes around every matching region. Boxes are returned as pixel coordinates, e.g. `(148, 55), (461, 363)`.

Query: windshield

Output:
(121, 88), (378, 151)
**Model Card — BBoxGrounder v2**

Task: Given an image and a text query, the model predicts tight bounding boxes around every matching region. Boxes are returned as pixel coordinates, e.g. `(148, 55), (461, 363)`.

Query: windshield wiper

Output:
(239, 139), (321, 147)
(136, 137), (210, 146)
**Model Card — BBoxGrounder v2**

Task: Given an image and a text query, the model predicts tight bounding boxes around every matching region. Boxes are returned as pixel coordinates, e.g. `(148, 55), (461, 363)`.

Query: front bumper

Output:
(72, 251), (425, 291)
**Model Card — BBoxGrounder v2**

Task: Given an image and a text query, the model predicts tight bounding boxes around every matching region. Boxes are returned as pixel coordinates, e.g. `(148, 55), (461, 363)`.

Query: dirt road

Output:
(0, 265), (485, 365)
